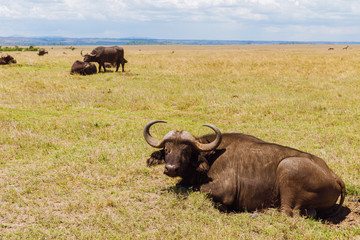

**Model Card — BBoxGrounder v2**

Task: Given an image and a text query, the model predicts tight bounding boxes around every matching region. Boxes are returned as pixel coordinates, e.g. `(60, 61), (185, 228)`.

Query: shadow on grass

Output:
(118, 72), (139, 76)
(97, 71), (139, 76)
(161, 185), (195, 200)
(319, 205), (351, 224)
(161, 185), (357, 225)
(320, 197), (360, 224)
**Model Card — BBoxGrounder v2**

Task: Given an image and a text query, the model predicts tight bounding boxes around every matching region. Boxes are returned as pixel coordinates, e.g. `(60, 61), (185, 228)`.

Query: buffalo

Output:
(38, 49), (48, 56)
(144, 120), (345, 218)
(81, 46), (127, 72)
(70, 60), (97, 75)
(0, 55), (17, 65)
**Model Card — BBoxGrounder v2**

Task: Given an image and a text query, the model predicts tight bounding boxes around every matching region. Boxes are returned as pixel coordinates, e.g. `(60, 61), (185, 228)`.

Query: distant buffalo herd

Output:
(1, 45), (127, 76)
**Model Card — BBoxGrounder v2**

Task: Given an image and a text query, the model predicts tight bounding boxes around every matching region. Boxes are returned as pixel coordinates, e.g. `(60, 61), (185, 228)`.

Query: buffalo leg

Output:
(98, 62), (106, 72)
(277, 157), (342, 217)
(200, 179), (235, 208)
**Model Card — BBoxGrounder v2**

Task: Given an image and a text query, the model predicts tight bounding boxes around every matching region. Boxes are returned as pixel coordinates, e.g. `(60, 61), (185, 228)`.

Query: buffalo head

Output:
(143, 120), (222, 178)
(81, 50), (96, 62)
(8, 56), (17, 64)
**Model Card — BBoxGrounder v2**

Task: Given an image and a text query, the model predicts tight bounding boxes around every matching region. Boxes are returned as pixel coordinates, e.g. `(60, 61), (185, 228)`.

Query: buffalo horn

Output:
(193, 124), (222, 152)
(143, 120), (167, 148)
(143, 120), (222, 152)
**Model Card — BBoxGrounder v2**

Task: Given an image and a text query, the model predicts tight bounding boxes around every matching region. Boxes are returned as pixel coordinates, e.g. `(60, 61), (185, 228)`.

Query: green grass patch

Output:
(0, 45), (359, 239)
(0, 45), (39, 51)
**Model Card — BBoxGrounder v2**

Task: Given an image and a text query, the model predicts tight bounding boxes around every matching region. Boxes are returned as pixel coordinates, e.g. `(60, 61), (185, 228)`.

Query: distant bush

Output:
(0, 45), (40, 52)
(65, 46), (76, 51)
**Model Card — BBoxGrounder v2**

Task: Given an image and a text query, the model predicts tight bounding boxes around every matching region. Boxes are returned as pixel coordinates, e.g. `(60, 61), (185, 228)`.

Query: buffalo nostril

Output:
(165, 164), (176, 172)
(164, 164), (178, 177)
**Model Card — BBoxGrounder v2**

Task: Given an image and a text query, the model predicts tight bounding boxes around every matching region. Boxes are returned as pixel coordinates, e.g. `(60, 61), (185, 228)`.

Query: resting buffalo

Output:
(0, 55), (17, 65)
(70, 60), (97, 75)
(81, 46), (127, 72)
(144, 120), (345, 218)
(38, 49), (48, 56)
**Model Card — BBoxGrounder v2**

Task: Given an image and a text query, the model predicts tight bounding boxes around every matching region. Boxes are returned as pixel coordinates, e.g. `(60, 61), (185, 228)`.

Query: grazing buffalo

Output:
(38, 49), (48, 56)
(70, 60), (97, 75)
(144, 120), (345, 218)
(81, 46), (127, 72)
(0, 55), (17, 65)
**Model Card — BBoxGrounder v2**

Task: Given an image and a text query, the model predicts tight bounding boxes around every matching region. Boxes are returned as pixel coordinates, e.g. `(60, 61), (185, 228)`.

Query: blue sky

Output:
(1, 0), (360, 41)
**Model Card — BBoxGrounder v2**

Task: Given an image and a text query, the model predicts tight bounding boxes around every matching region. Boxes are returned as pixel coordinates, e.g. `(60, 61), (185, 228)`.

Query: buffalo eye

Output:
(164, 147), (170, 155)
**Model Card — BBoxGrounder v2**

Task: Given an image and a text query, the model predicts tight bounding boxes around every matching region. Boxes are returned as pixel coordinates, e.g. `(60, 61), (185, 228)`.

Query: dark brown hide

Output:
(0, 55), (17, 65)
(144, 121), (345, 218)
(38, 49), (48, 56)
(82, 46), (127, 72)
(70, 60), (97, 75)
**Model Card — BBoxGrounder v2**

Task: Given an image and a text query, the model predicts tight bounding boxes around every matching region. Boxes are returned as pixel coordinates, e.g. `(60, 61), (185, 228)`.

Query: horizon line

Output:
(0, 36), (359, 46)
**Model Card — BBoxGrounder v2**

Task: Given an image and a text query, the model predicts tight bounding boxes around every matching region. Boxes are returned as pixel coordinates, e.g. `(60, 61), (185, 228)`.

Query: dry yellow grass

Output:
(0, 44), (359, 239)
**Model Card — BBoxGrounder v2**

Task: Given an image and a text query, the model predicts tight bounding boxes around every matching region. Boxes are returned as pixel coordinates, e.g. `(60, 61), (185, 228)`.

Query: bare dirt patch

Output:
(326, 196), (360, 228)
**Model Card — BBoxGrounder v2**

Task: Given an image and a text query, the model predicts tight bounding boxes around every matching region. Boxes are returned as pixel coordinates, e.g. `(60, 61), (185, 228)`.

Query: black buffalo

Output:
(38, 49), (48, 56)
(81, 46), (127, 72)
(144, 120), (345, 218)
(70, 60), (97, 75)
(0, 55), (17, 65)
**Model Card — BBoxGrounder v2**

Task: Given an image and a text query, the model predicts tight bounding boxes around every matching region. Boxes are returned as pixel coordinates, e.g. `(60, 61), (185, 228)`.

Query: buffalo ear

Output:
(146, 149), (165, 166)
(196, 155), (209, 173)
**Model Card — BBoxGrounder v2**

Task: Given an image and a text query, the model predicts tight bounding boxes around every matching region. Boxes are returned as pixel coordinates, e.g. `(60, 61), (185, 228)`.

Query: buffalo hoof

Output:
(301, 208), (317, 218)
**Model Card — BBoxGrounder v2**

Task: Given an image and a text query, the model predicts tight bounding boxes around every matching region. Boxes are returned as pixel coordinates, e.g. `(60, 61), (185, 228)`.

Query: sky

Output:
(1, 0), (360, 41)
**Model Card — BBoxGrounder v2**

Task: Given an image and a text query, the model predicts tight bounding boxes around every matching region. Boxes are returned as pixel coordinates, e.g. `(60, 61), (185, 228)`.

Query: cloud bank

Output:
(1, 0), (360, 41)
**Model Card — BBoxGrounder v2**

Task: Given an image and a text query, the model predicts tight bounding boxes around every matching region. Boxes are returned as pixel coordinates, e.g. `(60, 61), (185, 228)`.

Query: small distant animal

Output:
(81, 46), (127, 72)
(144, 120), (345, 218)
(70, 60), (97, 75)
(38, 49), (48, 56)
(328, 48), (334, 50)
(0, 55), (17, 65)
(343, 45), (349, 50)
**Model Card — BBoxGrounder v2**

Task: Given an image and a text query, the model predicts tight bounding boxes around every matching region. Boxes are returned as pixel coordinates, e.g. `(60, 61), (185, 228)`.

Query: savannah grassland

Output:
(1, 44), (360, 239)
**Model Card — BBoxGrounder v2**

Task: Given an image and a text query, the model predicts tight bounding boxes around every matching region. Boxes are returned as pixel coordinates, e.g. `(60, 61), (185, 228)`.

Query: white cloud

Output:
(1, 0), (360, 40)
(1, 0), (360, 22)
(0, 5), (20, 17)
